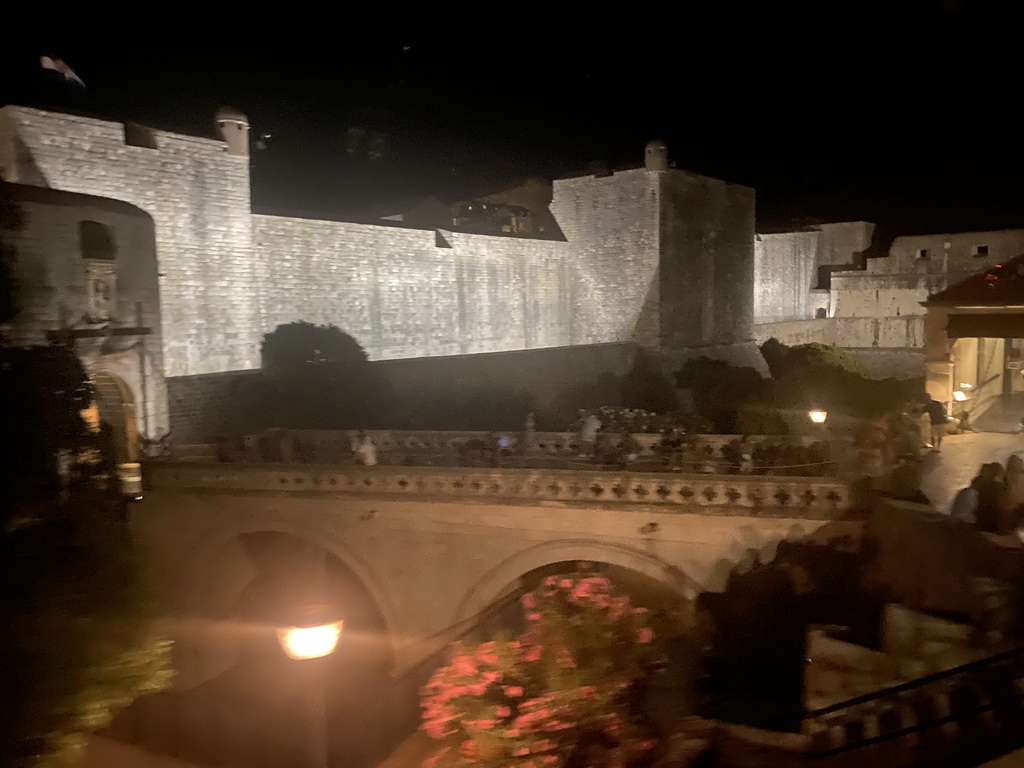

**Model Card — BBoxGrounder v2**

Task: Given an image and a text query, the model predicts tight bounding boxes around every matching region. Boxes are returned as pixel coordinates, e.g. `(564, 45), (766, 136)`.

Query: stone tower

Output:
(215, 106), (250, 157)
(645, 139), (669, 171)
(549, 140), (755, 354)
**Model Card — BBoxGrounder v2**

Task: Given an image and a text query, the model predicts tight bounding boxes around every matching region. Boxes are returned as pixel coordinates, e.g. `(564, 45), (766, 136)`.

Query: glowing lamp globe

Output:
(277, 605), (343, 661)
(808, 409), (828, 425)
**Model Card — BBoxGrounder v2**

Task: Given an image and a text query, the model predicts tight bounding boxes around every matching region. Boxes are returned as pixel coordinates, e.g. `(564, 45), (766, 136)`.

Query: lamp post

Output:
(278, 604), (343, 768)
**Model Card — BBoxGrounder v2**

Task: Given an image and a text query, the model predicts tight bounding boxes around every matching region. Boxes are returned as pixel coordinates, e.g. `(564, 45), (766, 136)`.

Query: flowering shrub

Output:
(420, 574), (662, 768)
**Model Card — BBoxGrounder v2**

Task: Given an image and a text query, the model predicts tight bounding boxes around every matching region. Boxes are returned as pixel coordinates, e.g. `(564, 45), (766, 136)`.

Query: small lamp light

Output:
(808, 409), (828, 425)
(277, 605), (343, 661)
(952, 390), (968, 402)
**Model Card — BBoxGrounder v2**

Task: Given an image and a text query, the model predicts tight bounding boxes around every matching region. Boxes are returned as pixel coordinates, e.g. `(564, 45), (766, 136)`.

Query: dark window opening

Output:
(124, 122), (158, 149)
(815, 307), (828, 319)
(916, 249), (930, 260)
(80, 221), (116, 260)
(974, 245), (989, 257)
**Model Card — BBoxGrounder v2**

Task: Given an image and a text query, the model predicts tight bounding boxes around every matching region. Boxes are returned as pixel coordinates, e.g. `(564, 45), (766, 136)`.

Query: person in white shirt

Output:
(352, 431), (377, 467)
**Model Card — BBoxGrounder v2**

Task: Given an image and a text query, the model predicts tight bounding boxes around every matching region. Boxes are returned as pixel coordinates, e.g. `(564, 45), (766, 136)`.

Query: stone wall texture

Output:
(3, 104), (970, 399)
(4, 107), (764, 379)
(165, 370), (263, 444)
(1, 183), (169, 437)
(0, 106), (255, 376)
(252, 216), (573, 359)
(549, 170), (661, 347)
(754, 222), (873, 325)
(754, 231), (826, 324)
(830, 228), (1024, 322)
(659, 171), (755, 348)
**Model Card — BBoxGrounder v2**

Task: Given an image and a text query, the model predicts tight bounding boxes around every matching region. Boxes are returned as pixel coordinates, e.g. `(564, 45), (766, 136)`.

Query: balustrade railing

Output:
(143, 461), (852, 518)
(166, 429), (852, 478)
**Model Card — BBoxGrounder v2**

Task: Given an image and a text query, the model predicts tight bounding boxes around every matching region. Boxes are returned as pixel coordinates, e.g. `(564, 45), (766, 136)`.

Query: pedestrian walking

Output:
(925, 397), (948, 452)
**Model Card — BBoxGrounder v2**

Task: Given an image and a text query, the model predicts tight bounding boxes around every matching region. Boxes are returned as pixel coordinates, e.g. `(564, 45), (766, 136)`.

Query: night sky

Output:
(3, 4), (1024, 233)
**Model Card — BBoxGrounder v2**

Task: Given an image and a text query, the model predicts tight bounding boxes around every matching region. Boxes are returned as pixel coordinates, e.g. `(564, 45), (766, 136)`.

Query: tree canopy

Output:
(259, 322), (390, 429)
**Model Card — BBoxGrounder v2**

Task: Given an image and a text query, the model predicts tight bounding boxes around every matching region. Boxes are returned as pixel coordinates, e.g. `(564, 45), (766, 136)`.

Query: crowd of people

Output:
(950, 454), (1024, 535)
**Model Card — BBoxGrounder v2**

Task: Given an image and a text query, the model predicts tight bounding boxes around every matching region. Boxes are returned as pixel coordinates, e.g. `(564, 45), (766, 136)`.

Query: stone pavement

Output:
(974, 393), (1024, 434)
(920, 430), (1024, 513)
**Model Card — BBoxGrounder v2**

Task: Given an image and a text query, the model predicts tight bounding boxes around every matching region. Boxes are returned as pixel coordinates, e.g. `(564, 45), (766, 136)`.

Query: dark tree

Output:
(260, 322), (390, 429)
(0, 345), (171, 768)
(0, 186), (24, 326)
(675, 357), (770, 433)
(620, 351), (679, 414)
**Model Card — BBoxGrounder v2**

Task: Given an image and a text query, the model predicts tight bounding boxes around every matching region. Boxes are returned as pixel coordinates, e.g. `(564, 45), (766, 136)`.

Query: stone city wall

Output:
(550, 169), (662, 347)
(753, 317), (925, 350)
(252, 215), (574, 360)
(753, 222), (874, 325)
(754, 231), (826, 324)
(659, 171), (756, 348)
(0, 106), (256, 377)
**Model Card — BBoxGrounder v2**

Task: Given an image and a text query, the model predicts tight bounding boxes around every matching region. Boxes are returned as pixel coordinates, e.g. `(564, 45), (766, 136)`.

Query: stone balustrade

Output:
(181, 428), (850, 477)
(143, 461), (853, 519)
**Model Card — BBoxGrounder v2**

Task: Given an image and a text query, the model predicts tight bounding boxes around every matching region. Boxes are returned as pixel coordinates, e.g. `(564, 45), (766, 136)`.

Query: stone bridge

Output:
(135, 459), (858, 691)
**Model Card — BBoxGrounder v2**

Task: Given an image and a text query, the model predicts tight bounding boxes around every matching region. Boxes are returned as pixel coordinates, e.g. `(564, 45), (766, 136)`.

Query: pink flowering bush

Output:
(420, 574), (663, 768)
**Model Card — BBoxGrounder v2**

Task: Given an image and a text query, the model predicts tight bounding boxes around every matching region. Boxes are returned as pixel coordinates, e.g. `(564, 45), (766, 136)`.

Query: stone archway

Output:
(118, 528), (401, 768)
(90, 371), (140, 464)
(453, 539), (700, 626)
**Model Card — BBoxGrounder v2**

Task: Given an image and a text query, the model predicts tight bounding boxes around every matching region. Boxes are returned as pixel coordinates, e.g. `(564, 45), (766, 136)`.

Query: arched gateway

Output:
(89, 371), (142, 494)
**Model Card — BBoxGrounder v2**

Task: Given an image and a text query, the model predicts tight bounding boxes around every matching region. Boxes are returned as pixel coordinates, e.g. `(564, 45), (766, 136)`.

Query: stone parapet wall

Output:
(166, 370), (262, 443)
(753, 317), (925, 350)
(143, 461), (852, 518)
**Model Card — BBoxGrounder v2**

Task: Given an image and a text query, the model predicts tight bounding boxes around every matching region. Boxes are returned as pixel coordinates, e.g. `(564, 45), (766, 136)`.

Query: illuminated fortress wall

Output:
(251, 216), (574, 359)
(0, 105), (756, 386)
(0, 106), (255, 377)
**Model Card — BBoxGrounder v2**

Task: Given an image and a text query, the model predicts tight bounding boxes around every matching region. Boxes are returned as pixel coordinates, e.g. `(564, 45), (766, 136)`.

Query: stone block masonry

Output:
(0, 105), (770, 381)
(0, 106), (256, 377)
(252, 216), (574, 359)
(166, 370), (263, 444)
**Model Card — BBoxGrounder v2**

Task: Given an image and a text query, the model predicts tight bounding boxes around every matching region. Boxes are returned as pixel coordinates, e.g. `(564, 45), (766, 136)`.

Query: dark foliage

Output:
(394, 385), (536, 431)
(0, 188), (24, 326)
(675, 343), (923, 434)
(0, 345), (94, 514)
(620, 352), (679, 415)
(675, 357), (770, 433)
(0, 345), (170, 767)
(697, 540), (881, 731)
(260, 322), (391, 429)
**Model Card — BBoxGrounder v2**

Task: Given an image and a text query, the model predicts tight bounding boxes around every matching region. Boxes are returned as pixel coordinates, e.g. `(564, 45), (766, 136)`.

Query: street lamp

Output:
(808, 409), (828, 425)
(277, 606), (344, 660)
(278, 604), (342, 768)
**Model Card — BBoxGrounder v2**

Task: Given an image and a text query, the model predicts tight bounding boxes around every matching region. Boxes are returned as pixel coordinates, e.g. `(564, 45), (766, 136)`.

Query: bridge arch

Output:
(453, 538), (701, 626)
(172, 517), (401, 688)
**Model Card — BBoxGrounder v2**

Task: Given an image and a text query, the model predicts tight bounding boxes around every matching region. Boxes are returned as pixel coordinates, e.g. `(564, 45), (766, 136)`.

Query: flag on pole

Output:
(40, 55), (85, 88)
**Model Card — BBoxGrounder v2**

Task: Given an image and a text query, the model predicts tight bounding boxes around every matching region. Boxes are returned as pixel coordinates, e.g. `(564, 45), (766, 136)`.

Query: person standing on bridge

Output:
(575, 410), (601, 458)
(352, 431), (377, 467)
